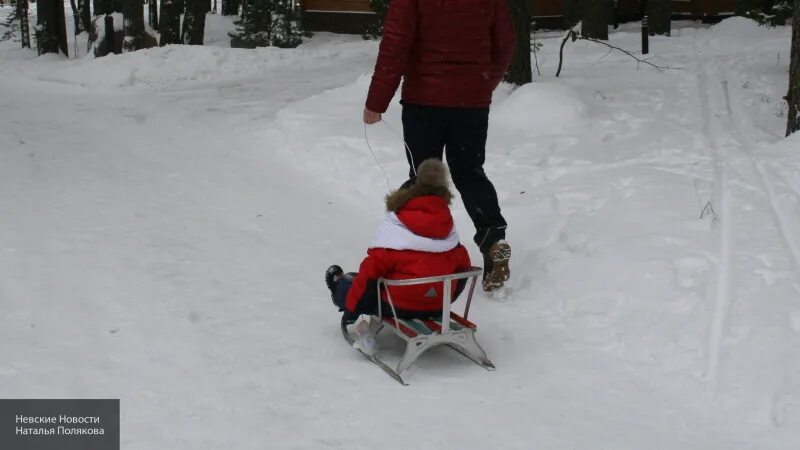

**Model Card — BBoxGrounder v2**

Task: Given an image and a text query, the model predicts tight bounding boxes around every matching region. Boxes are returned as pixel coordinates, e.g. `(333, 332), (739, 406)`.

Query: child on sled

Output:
(324, 159), (472, 354)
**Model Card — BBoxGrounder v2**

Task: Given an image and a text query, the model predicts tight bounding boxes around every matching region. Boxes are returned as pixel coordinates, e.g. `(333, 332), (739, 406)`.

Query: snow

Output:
(1, 9), (800, 449)
(490, 81), (590, 136)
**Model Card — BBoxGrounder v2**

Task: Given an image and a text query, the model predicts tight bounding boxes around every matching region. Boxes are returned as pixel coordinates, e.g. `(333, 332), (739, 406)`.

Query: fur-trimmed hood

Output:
(385, 159), (453, 212)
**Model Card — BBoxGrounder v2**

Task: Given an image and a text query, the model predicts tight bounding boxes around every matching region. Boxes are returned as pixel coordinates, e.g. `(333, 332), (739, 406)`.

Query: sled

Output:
(342, 266), (494, 385)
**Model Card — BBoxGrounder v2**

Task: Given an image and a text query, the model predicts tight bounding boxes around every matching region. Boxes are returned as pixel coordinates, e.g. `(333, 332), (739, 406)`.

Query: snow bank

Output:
(702, 16), (789, 50)
(490, 82), (589, 136)
(34, 39), (376, 89)
(706, 16), (770, 38)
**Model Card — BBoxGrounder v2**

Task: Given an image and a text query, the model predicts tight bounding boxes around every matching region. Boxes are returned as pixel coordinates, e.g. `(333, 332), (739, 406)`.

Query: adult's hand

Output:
(363, 108), (382, 125)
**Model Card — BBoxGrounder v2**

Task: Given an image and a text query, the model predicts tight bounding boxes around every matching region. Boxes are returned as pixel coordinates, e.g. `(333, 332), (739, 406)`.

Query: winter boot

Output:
(352, 316), (379, 356)
(482, 240), (511, 291)
(325, 265), (344, 303)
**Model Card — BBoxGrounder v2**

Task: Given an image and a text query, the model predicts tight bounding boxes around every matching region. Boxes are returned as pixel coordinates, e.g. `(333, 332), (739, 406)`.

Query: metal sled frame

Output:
(343, 267), (494, 385)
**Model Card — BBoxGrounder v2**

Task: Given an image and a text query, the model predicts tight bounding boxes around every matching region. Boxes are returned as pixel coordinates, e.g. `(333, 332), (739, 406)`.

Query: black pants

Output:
(401, 102), (507, 253)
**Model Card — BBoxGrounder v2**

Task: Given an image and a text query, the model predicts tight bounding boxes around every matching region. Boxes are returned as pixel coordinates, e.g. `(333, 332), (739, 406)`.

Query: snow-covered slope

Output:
(1, 11), (798, 448)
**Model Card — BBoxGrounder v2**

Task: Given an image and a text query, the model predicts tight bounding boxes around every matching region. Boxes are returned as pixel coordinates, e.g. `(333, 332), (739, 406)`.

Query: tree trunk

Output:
(123, 0), (146, 51)
(104, 13), (116, 54)
(786, 0), (800, 136)
(182, 0), (208, 44)
(69, 0), (82, 34)
(94, 0), (122, 15)
(35, 0), (69, 56)
(149, 0), (159, 30)
(221, 0), (239, 15)
(160, 0), (181, 45)
(647, 0), (670, 36)
(80, 0), (91, 32)
(17, 0), (31, 48)
(505, 0), (532, 85)
(564, 0), (581, 27)
(736, 0), (762, 15)
(581, 0), (609, 40)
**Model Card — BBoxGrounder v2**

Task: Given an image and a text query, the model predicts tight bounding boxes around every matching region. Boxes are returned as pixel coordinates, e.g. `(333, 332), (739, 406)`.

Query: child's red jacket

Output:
(345, 195), (471, 314)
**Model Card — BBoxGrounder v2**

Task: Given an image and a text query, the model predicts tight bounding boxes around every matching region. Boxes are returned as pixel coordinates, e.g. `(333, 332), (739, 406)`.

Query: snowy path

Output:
(2, 19), (799, 449)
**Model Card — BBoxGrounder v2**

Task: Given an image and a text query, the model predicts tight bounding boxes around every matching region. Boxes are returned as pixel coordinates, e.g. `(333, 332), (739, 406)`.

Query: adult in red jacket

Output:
(325, 159), (471, 321)
(363, 0), (516, 292)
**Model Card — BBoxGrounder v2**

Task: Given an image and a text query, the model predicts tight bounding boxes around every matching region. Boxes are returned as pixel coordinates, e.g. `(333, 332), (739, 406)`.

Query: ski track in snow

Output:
(710, 53), (800, 275)
(691, 24), (800, 432)
(692, 31), (734, 388)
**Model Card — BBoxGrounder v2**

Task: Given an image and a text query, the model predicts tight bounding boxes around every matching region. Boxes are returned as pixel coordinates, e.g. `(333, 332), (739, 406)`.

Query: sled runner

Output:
(342, 266), (494, 385)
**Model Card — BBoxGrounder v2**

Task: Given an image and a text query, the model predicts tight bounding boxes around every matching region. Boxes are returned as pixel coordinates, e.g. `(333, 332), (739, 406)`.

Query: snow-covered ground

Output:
(1, 8), (799, 448)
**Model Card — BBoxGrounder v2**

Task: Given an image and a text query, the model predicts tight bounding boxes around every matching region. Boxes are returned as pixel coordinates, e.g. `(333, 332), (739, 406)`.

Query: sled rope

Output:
(363, 120), (418, 193)
(380, 281), (401, 331)
(364, 123), (393, 192)
(380, 121), (417, 178)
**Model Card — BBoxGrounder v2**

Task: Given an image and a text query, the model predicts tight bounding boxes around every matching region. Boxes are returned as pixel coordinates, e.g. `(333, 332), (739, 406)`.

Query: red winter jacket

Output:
(365, 0), (517, 113)
(345, 195), (471, 314)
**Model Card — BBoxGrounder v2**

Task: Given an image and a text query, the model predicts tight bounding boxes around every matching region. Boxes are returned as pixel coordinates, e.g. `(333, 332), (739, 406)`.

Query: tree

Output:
(149, 0), (158, 30)
(182, 0), (208, 44)
(69, 0), (83, 34)
(742, 0), (794, 26)
(363, 0), (389, 39)
(221, 0), (240, 15)
(736, 0), (762, 15)
(35, 0), (69, 56)
(79, 0), (91, 33)
(93, 0), (121, 18)
(123, 0), (146, 51)
(229, 0), (302, 48)
(581, 0), (609, 40)
(271, 0), (302, 48)
(564, 0), (581, 28)
(505, 0), (532, 85)
(229, 0), (273, 47)
(160, 0), (181, 45)
(647, 0), (670, 36)
(17, 0), (31, 48)
(787, 0), (800, 136)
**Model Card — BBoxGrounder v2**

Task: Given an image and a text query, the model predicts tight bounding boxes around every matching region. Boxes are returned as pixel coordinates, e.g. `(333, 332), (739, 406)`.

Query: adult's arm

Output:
(365, 0), (418, 114)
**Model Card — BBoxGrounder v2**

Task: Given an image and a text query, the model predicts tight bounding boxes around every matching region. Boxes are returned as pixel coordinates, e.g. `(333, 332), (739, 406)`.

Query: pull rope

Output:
(363, 120), (418, 193)
(380, 121), (417, 178)
(363, 123), (393, 192)
(381, 281), (401, 336)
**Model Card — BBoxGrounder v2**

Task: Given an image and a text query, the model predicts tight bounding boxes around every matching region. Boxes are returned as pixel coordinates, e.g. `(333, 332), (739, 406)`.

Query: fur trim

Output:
(385, 159), (453, 212)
